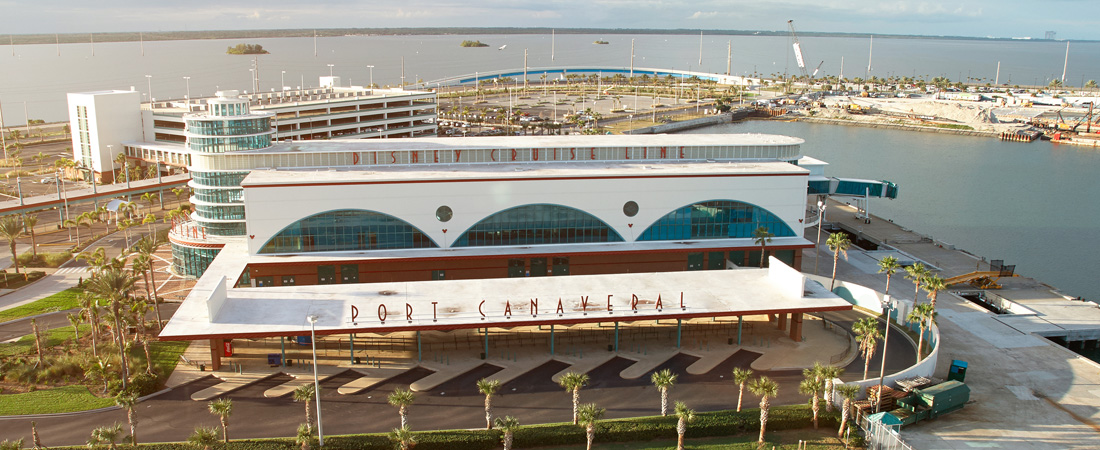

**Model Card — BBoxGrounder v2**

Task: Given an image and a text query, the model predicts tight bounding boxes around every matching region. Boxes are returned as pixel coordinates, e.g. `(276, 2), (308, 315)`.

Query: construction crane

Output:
(788, 20), (824, 92)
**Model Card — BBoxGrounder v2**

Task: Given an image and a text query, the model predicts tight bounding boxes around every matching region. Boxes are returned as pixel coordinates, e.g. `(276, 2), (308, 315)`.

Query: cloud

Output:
(688, 11), (720, 20)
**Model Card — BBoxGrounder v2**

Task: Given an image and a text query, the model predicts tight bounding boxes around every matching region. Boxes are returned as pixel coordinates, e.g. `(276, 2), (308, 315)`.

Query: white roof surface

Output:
(160, 241), (849, 340)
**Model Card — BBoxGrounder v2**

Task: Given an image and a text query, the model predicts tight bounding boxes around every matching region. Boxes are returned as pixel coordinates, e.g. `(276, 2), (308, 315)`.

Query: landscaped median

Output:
(0, 287), (84, 323)
(36, 405), (845, 450)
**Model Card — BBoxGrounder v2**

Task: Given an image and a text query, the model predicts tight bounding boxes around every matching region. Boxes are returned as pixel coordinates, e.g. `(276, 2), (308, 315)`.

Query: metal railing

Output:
(860, 416), (916, 450)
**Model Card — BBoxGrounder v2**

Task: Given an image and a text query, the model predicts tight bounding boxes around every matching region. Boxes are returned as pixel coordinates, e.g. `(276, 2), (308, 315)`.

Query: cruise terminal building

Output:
(160, 134), (897, 370)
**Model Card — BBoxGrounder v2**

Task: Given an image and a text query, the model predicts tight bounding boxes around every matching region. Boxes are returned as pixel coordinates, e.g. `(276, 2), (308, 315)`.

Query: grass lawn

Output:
(0, 324), (86, 358)
(0, 287), (84, 323)
(0, 385), (114, 415)
(0, 271), (46, 291)
(149, 340), (190, 376)
(531, 428), (846, 449)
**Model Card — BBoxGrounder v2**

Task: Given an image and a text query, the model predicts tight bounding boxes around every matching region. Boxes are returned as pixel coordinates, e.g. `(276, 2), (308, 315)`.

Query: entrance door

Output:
(507, 259), (526, 277)
(341, 265), (360, 283)
(317, 265), (336, 285)
(552, 257), (570, 276)
(686, 252), (704, 271)
(707, 252), (726, 270)
(530, 258), (547, 277)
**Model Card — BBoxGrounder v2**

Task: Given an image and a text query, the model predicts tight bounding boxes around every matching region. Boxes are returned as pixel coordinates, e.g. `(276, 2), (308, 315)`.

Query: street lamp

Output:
(814, 199), (827, 275)
(307, 314), (325, 446)
(183, 76), (191, 101)
(876, 295), (893, 413)
(145, 75), (153, 109)
(281, 71), (286, 91)
(327, 64), (334, 77)
(366, 65), (374, 89)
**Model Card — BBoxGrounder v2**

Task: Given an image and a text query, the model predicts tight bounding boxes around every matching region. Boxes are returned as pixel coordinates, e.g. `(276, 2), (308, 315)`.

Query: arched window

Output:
(259, 209), (437, 254)
(453, 204), (623, 247)
(638, 200), (794, 241)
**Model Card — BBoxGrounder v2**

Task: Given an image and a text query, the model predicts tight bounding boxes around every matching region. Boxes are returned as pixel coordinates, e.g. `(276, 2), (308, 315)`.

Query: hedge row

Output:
(55, 404), (839, 450)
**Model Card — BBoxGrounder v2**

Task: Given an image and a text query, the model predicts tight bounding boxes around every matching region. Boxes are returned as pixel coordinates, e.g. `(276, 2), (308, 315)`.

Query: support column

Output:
(550, 324), (555, 356)
(676, 319), (682, 348)
(789, 313), (803, 342)
(280, 337), (286, 368)
(416, 331), (422, 362)
(778, 313), (788, 331)
(614, 322), (619, 352)
(483, 328), (489, 359)
(209, 339), (223, 371)
(349, 334), (355, 364)
(737, 316), (743, 345)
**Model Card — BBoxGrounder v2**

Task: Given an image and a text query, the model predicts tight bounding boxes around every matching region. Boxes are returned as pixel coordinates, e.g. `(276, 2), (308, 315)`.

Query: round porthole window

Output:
(435, 205), (453, 222)
(623, 201), (639, 217)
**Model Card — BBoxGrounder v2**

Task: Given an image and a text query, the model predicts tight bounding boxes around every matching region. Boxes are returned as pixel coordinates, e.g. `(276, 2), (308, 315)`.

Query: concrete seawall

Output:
(625, 110), (746, 134)
(793, 116), (999, 138)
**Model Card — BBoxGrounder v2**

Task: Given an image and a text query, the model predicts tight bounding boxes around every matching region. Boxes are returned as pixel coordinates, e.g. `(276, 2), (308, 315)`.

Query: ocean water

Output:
(2, 33), (1099, 122)
(686, 120), (1100, 303)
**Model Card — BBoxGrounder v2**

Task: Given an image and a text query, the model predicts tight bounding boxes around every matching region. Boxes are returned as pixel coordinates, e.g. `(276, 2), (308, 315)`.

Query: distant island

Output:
(460, 40), (489, 47)
(594, 40), (609, 44)
(226, 43), (269, 55)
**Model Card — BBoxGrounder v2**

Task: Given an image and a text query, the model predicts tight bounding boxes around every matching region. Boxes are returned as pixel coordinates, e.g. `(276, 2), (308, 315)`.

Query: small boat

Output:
(499, 45), (507, 50)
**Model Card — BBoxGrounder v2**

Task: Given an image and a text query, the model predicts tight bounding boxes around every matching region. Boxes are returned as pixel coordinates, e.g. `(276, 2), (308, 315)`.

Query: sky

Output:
(1, 0), (1097, 40)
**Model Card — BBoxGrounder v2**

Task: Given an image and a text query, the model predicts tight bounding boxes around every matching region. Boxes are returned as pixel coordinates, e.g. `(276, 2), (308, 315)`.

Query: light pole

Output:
(183, 76), (191, 101)
(366, 65), (374, 89)
(876, 296), (893, 413)
(307, 315), (325, 446)
(281, 71), (286, 91)
(327, 64), (334, 77)
(814, 199), (827, 275)
(145, 75), (153, 109)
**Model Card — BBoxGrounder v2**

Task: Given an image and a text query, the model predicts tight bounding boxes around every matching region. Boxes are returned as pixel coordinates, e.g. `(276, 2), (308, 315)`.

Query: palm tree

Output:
(752, 226), (774, 268)
(732, 367), (753, 412)
(87, 423), (124, 450)
(748, 376), (779, 448)
(674, 401), (695, 450)
(293, 383), (316, 427)
(905, 263), (929, 303)
(818, 365), (844, 413)
(115, 393), (138, 446)
(64, 217), (81, 246)
(85, 266), (136, 389)
(877, 256), (900, 296)
(186, 427), (219, 450)
(495, 416), (520, 450)
(576, 403), (605, 450)
(476, 378), (502, 430)
(558, 371), (590, 425)
(835, 383), (860, 440)
(826, 232), (851, 290)
(78, 291), (101, 357)
(799, 377), (824, 429)
(171, 187), (188, 207)
(923, 274), (947, 310)
(67, 312), (82, 339)
(207, 398), (233, 443)
(132, 236), (163, 329)
(140, 192), (159, 215)
(23, 214), (38, 259)
(908, 302), (937, 358)
(651, 369), (678, 416)
(388, 426), (416, 450)
(853, 317), (882, 380)
(294, 424), (314, 450)
(388, 388), (415, 429)
(0, 215), (25, 275)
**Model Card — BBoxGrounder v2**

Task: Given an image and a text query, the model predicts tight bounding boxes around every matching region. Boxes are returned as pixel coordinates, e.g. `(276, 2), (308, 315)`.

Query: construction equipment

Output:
(787, 20), (823, 91)
(846, 103), (866, 114)
(868, 381), (971, 428)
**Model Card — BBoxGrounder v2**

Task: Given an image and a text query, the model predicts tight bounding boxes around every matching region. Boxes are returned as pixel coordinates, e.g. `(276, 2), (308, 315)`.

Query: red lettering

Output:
(378, 304), (388, 322)
(433, 150), (439, 163)
(454, 149), (462, 162)
(491, 149), (497, 161)
(553, 148), (558, 160)
(479, 300), (486, 317)
(530, 298), (538, 315)
(680, 292), (685, 308)
(581, 295), (589, 311)
(590, 147), (596, 160)
(353, 153), (360, 165)
(624, 148), (630, 159)
(644, 148), (648, 159)
(656, 294), (663, 310)
(556, 298), (564, 314)
(533, 149), (539, 161)
(432, 302), (438, 321)
(504, 301), (512, 317)
(351, 305), (359, 322)
(373, 152), (377, 164)
(390, 151), (397, 164)
(411, 151), (420, 163)
(511, 149), (517, 161)
(570, 148), (575, 160)
(406, 303), (413, 320)
(607, 294), (613, 312)
(679, 147), (685, 158)
(660, 147), (667, 158)
(631, 294), (639, 310)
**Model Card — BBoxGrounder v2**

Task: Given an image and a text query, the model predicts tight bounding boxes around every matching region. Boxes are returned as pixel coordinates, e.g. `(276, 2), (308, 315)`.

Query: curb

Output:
(0, 387), (173, 420)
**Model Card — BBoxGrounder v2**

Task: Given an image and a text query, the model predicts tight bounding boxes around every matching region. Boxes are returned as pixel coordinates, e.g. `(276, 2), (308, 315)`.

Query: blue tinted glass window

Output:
(259, 209), (438, 254)
(638, 200), (794, 241)
(453, 204), (623, 247)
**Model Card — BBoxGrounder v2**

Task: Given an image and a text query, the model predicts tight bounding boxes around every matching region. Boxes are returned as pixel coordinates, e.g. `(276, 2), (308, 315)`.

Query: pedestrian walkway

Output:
(52, 267), (89, 275)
